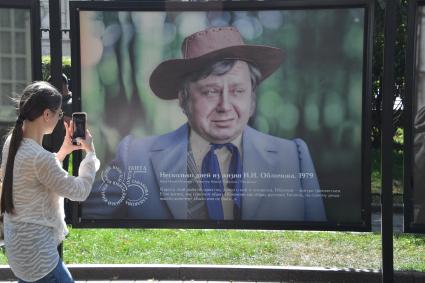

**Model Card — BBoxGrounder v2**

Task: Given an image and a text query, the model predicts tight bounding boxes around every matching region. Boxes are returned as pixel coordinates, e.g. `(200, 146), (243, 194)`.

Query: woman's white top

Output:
(0, 136), (99, 281)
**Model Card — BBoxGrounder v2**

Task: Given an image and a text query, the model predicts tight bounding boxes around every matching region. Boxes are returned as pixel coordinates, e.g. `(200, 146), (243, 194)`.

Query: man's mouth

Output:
(212, 118), (236, 127)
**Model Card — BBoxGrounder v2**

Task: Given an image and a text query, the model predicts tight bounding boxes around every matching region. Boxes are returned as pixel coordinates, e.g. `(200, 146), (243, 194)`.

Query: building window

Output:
(0, 8), (32, 123)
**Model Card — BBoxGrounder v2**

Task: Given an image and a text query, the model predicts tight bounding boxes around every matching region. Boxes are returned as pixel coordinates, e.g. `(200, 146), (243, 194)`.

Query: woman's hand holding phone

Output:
(56, 121), (95, 162)
(77, 126), (95, 153)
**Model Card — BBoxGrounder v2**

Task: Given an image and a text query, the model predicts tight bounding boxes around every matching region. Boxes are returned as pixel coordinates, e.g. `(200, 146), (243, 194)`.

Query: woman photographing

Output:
(0, 81), (99, 282)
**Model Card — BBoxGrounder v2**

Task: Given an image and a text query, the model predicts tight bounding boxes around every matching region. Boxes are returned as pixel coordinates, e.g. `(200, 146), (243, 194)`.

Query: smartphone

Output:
(72, 112), (86, 145)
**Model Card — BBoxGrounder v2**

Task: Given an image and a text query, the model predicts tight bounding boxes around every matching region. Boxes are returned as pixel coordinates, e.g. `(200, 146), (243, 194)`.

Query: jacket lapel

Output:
(150, 124), (189, 219)
(241, 127), (279, 219)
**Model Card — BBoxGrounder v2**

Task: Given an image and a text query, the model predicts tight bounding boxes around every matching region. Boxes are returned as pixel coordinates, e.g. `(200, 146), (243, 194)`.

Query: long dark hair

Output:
(1, 82), (62, 214)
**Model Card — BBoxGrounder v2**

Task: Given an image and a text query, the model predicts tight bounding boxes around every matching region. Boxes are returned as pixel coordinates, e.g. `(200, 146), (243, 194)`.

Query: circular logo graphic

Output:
(100, 166), (126, 206)
(99, 165), (149, 207)
(125, 181), (149, 206)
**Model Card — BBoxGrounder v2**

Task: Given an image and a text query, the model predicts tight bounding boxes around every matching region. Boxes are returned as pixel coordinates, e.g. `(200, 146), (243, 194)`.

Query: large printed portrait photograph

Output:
(72, 1), (371, 229)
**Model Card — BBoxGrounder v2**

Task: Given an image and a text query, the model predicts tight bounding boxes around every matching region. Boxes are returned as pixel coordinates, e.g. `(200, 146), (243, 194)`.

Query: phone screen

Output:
(72, 113), (86, 140)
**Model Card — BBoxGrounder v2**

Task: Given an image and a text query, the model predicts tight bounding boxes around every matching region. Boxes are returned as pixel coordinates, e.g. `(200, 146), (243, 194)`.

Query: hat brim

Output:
(149, 45), (284, 100)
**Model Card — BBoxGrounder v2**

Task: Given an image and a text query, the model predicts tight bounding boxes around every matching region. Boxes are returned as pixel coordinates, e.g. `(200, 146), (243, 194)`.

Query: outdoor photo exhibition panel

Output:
(405, 0), (425, 233)
(0, 0), (41, 150)
(70, 0), (373, 231)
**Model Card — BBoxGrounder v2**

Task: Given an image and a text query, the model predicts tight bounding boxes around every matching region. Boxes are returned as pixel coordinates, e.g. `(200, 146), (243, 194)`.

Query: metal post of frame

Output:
(49, 0), (63, 258)
(381, 0), (396, 282)
(32, 0), (42, 81)
(49, 0), (62, 88)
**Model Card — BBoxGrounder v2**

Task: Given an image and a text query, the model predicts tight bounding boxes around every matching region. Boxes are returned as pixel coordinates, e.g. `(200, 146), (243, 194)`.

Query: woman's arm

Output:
(34, 150), (99, 201)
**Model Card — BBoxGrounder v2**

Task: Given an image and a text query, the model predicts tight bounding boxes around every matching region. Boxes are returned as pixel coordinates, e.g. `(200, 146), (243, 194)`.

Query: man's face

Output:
(182, 60), (255, 144)
(62, 82), (70, 97)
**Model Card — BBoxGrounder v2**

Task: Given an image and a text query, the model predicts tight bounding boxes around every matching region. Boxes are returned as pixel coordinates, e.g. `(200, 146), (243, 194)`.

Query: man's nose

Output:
(216, 87), (232, 112)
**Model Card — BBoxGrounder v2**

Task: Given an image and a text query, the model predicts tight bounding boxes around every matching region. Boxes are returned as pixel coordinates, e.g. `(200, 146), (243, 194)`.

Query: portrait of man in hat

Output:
(83, 26), (327, 221)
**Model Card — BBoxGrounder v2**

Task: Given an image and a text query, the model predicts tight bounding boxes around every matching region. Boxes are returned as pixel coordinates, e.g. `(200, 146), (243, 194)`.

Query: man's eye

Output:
(234, 88), (246, 95)
(202, 89), (220, 96)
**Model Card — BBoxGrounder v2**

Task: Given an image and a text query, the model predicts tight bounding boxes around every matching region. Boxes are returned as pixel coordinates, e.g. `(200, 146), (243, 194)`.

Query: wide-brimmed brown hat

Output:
(149, 26), (284, 100)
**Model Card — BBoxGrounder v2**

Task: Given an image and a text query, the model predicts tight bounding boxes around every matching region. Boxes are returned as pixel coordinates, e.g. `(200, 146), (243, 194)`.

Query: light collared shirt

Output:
(189, 128), (242, 220)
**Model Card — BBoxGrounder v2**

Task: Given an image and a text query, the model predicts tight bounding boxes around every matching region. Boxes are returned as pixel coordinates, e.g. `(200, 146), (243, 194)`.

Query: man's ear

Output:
(250, 92), (257, 116)
(177, 91), (184, 109)
(178, 91), (189, 116)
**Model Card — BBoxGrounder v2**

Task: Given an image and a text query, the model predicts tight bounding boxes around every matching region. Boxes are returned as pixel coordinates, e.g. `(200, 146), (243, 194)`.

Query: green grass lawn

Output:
(371, 148), (403, 196)
(1, 229), (424, 271)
